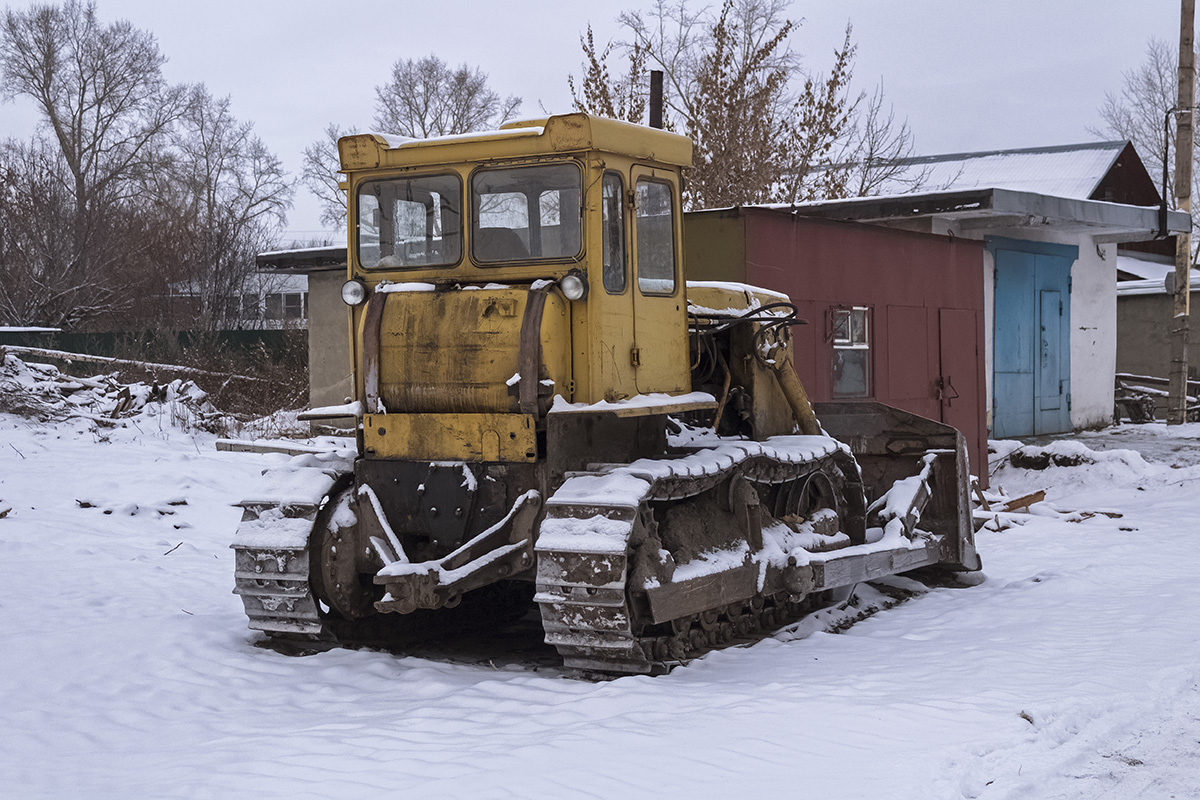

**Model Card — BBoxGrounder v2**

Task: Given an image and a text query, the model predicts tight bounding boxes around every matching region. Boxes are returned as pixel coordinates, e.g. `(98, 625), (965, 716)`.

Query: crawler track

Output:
(232, 499), (335, 641)
(232, 436), (956, 676)
(231, 456), (355, 643)
(534, 436), (868, 674)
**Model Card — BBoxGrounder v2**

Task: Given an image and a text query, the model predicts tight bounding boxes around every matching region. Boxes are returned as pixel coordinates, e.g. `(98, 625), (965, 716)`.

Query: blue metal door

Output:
(993, 250), (1036, 438)
(1033, 258), (1071, 434)
(991, 240), (1074, 437)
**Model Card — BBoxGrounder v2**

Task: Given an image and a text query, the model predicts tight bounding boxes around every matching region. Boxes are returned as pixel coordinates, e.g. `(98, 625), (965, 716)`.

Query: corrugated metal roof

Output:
(882, 141), (1127, 200)
(1117, 253), (1177, 281)
(1116, 253), (1199, 289)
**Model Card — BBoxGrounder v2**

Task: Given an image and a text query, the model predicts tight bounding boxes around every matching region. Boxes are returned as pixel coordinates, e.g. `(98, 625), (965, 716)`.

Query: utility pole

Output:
(1168, 0), (1196, 425)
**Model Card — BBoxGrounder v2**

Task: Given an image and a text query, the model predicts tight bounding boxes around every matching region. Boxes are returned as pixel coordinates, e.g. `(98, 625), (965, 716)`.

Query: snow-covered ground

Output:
(1, 411), (1198, 799)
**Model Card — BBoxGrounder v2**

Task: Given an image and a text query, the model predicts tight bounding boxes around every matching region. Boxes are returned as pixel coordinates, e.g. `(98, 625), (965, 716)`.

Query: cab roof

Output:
(337, 113), (693, 172)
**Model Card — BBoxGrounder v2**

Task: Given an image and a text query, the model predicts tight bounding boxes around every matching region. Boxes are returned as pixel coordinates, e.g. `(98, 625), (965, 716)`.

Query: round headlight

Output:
(559, 274), (587, 301)
(341, 279), (367, 306)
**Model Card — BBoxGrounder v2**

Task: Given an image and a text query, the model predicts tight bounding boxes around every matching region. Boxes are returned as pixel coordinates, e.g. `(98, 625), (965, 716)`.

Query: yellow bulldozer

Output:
(232, 113), (980, 674)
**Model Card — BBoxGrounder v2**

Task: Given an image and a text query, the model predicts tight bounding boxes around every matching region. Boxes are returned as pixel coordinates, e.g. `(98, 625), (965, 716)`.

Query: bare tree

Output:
(1094, 38), (1181, 184)
(1093, 37), (1200, 213)
(683, 0), (794, 207)
(569, 25), (648, 124)
(571, 1), (923, 209)
(0, 0), (188, 327)
(301, 123), (357, 230)
(776, 26), (858, 203)
(165, 85), (294, 330)
(299, 54), (518, 230)
(0, 0), (186, 242)
(374, 54), (521, 138)
(0, 135), (167, 327)
(836, 83), (923, 198)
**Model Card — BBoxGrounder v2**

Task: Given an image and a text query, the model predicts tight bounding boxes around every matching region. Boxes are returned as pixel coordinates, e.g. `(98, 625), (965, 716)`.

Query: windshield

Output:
(357, 174), (462, 269)
(471, 163), (582, 264)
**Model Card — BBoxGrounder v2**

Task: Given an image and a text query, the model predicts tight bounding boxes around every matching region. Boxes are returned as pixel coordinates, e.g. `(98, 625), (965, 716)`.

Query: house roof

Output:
(256, 246), (347, 273)
(880, 141), (1130, 200)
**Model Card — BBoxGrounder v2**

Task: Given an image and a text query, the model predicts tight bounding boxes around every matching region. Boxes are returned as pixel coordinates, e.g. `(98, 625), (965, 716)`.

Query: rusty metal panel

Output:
(376, 288), (571, 415)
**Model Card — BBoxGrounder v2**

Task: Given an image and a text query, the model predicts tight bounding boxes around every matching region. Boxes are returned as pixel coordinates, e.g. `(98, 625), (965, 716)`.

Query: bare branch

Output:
(373, 54), (522, 138)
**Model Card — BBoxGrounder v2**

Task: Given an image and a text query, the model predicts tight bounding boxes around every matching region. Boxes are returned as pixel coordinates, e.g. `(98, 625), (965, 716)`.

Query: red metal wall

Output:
(685, 208), (988, 484)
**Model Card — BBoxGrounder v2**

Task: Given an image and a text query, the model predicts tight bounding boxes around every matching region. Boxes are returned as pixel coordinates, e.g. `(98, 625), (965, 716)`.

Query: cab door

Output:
(585, 168), (639, 402)
(629, 166), (690, 395)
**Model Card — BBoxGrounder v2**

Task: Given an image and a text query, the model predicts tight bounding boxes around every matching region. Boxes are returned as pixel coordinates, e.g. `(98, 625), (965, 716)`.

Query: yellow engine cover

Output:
(376, 287), (571, 415)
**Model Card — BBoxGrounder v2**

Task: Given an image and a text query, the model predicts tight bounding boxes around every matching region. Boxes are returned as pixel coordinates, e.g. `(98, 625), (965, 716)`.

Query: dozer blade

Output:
(813, 401), (981, 572)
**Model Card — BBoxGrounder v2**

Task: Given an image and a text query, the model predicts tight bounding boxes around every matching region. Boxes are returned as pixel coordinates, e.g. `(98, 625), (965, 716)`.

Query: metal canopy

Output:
(781, 188), (1190, 244)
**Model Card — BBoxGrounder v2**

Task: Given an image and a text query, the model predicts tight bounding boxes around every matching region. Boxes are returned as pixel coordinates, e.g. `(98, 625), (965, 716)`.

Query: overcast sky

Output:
(0, 0), (1186, 242)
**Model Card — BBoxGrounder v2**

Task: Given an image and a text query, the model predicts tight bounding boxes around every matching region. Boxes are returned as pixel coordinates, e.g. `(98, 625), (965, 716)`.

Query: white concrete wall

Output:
(1068, 239), (1117, 430)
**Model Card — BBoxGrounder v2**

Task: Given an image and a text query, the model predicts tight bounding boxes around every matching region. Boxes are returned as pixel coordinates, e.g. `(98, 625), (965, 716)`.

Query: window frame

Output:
(830, 305), (872, 398)
(601, 171), (627, 294)
(633, 176), (679, 297)
(469, 161), (584, 266)
(354, 172), (463, 271)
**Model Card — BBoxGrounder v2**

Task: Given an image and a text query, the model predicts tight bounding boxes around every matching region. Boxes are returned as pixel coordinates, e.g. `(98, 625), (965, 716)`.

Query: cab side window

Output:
(602, 172), (626, 294)
(635, 179), (676, 294)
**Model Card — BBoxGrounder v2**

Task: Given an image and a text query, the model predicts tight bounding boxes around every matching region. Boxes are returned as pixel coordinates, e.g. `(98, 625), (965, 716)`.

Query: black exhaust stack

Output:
(649, 70), (664, 129)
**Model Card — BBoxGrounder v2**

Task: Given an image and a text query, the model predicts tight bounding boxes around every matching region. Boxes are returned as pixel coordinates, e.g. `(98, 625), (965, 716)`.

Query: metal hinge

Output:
(630, 347), (641, 367)
(1067, 392), (1072, 410)
(1059, 300), (1063, 316)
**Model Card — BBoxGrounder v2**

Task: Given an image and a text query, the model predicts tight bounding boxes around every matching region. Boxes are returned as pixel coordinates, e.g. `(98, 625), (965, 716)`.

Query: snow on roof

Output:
(365, 124), (546, 151)
(1116, 253), (1195, 282)
(879, 141), (1128, 200)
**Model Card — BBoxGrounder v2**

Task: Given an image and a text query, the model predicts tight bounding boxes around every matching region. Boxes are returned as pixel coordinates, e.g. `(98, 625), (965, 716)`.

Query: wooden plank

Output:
(3, 345), (266, 383)
(1116, 372), (1200, 393)
(1000, 490), (1046, 512)
(972, 479), (992, 511)
(216, 439), (331, 456)
(646, 563), (757, 624)
(814, 543), (941, 589)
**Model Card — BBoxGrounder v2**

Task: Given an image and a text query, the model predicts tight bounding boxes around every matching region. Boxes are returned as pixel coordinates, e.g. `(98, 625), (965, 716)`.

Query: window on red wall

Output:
(831, 305), (871, 397)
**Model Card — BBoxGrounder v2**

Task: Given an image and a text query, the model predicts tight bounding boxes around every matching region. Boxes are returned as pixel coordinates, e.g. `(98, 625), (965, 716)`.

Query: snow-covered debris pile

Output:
(990, 438), (1156, 500)
(993, 439), (1149, 472)
(0, 347), (225, 432)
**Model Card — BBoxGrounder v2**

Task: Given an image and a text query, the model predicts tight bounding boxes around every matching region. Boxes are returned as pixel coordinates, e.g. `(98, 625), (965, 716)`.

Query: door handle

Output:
(936, 376), (960, 406)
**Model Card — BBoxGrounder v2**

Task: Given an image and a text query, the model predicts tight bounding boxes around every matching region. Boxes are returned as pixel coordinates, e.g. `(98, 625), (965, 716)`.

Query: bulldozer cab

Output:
(337, 114), (696, 441)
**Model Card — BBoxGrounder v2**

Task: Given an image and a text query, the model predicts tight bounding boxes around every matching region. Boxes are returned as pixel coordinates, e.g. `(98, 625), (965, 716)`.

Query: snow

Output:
(536, 513), (635, 554)
(549, 390), (716, 414)
(2, 413), (1200, 798)
(1116, 253), (1196, 284)
(686, 280), (791, 303)
(376, 281), (437, 293)
(373, 124), (545, 150)
(299, 400), (363, 419)
(358, 483), (407, 564)
(870, 141), (1127, 200)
